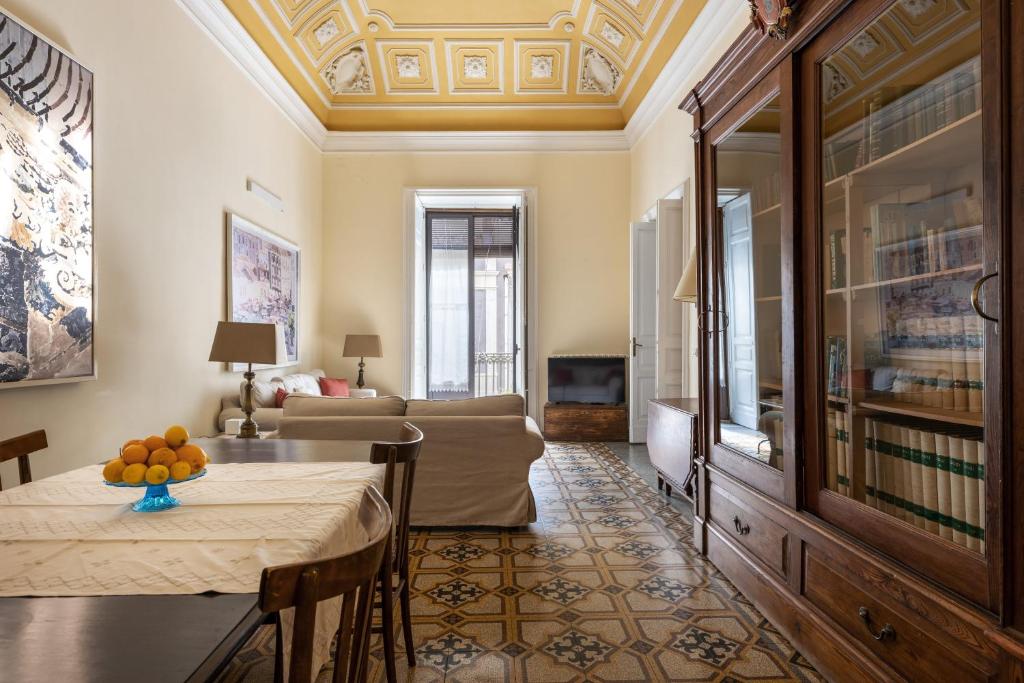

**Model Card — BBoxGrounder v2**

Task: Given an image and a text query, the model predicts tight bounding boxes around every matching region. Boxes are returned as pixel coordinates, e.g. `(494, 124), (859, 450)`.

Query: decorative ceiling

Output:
(222, 0), (709, 131)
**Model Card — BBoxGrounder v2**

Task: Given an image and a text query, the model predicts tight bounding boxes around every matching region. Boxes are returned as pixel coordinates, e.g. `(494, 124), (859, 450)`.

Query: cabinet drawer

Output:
(803, 546), (990, 682)
(708, 483), (788, 577)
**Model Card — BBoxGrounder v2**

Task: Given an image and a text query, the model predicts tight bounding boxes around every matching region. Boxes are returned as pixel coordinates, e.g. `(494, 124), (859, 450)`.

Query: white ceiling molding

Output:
(322, 130), (629, 153)
(623, 2), (749, 147)
(178, 0), (740, 152)
(177, 0), (329, 148)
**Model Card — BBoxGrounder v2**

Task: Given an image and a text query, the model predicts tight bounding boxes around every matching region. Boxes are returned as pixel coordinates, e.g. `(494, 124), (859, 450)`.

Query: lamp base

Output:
(357, 357), (366, 389)
(239, 366), (260, 438)
(237, 421), (260, 439)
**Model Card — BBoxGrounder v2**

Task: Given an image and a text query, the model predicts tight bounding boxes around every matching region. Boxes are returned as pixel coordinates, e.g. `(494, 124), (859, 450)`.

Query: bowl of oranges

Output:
(102, 425), (209, 512)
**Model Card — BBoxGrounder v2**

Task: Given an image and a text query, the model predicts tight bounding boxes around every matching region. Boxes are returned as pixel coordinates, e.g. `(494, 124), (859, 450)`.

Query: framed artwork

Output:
(226, 213), (299, 370)
(0, 11), (95, 389)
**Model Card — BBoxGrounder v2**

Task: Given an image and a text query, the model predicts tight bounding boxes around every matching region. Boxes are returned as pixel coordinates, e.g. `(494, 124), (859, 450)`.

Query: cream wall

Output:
(0, 0), (323, 482)
(321, 152), (631, 415)
(629, 10), (750, 396)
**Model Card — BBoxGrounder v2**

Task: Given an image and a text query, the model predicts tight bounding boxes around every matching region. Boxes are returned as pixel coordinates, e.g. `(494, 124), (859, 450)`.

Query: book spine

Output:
(920, 430), (939, 535)
(935, 432), (954, 541)
(949, 435), (967, 547)
(963, 438), (981, 552)
(976, 439), (986, 555)
(844, 409), (853, 497)
(909, 427), (926, 529)
(952, 316), (969, 411)
(865, 417), (877, 509)
(826, 407), (838, 492)
(837, 409), (848, 497)
(900, 426), (914, 524)
(964, 315), (983, 413)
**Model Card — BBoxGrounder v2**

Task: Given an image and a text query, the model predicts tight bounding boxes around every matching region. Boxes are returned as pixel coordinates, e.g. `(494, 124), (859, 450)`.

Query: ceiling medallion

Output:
(749, 0), (795, 40)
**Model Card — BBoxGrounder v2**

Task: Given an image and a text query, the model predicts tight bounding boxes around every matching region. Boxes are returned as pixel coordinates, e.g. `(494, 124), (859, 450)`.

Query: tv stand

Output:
(543, 402), (627, 442)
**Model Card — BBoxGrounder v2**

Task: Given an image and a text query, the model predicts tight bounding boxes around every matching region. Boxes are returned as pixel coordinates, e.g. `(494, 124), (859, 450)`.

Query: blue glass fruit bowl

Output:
(105, 469), (207, 512)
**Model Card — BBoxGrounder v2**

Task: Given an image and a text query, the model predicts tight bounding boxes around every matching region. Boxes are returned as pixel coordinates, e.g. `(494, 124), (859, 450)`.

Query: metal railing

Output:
(474, 352), (515, 397)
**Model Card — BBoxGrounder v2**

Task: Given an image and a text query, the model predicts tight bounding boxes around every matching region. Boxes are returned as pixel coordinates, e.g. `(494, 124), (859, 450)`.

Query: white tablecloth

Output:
(0, 461), (385, 677)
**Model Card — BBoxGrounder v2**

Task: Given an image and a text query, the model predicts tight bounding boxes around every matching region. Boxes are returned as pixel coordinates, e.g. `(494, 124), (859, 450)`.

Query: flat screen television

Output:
(548, 356), (627, 405)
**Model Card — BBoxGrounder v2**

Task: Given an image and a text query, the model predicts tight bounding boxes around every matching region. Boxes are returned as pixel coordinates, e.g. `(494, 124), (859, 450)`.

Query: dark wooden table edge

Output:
(187, 597), (266, 683)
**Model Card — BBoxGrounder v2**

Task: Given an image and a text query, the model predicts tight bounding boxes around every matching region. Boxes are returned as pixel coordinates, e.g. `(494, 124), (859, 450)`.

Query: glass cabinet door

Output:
(709, 84), (789, 500)
(805, 0), (992, 604)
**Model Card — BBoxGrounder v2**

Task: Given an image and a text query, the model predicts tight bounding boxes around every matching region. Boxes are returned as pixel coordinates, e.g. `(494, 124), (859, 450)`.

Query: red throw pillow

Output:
(275, 387), (289, 408)
(319, 377), (350, 397)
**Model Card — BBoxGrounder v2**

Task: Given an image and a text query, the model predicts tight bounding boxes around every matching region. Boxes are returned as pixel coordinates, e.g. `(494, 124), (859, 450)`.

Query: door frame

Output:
(403, 188), (539, 417)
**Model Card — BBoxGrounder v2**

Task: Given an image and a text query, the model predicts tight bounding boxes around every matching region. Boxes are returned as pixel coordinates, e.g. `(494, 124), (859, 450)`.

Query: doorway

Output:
(425, 209), (520, 399)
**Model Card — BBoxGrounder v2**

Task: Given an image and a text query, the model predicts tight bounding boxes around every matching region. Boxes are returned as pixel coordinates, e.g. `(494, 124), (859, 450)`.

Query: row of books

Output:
(867, 204), (982, 282)
(886, 364), (983, 413)
(864, 417), (985, 553)
(823, 56), (980, 182)
(825, 411), (985, 552)
(825, 336), (848, 398)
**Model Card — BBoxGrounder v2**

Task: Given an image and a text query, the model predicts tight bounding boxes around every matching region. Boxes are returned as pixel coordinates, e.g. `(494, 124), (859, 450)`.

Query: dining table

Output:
(0, 438), (379, 683)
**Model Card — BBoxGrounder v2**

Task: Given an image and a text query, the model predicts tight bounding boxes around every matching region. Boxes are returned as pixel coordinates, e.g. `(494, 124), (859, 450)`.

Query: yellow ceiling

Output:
(223, 0), (709, 131)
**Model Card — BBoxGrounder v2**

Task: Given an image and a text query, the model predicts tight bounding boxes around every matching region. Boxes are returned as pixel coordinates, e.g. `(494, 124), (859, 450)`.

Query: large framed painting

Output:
(226, 213), (299, 370)
(0, 11), (94, 389)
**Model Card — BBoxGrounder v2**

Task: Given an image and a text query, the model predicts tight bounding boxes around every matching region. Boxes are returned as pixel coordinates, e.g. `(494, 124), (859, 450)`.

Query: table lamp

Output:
(343, 334), (382, 389)
(209, 321), (287, 438)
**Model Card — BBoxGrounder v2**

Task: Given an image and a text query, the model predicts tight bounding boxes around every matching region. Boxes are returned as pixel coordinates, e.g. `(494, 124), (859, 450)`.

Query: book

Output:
(909, 427), (926, 529)
(837, 409), (848, 497)
(962, 438), (981, 552)
(865, 417), (877, 509)
(826, 407), (838, 492)
(948, 435), (968, 547)
(976, 439), (986, 555)
(920, 430), (939, 534)
(900, 426), (914, 524)
(935, 432), (954, 541)
(830, 231), (846, 288)
(952, 315), (970, 411)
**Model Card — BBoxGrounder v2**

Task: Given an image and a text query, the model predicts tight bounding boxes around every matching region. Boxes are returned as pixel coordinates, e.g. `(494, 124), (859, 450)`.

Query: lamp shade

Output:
(343, 334), (383, 358)
(673, 248), (698, 303)
(209, 321), (287, 365)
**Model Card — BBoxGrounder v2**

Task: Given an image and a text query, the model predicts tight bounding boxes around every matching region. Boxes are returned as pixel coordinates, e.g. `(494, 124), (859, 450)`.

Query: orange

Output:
(121, 444), (150, 465)
(103, 459), (127, 483)
(122, 463), (147, 485)
(121, 439), (144, 453)
(175, 444), (207, 473)
(143, 435), (168, 452)
(169, 461), (192, 482)
(148, 447), (178, 468)
(145, 464), (170, 485)
(164, 425), (189, 448)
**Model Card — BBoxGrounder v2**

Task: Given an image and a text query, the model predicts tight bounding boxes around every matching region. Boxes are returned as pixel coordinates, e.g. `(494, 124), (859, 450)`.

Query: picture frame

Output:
(225, 213), (300, 371)
(0, 10), (95, 390)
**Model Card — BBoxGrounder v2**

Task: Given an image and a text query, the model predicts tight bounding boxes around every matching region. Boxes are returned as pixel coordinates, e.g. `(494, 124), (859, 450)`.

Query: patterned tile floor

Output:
(218, 443), (822, 682)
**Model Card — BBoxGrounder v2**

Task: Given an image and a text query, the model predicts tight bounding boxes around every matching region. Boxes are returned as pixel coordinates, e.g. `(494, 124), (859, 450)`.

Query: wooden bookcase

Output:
(683, 0), (1024, 679)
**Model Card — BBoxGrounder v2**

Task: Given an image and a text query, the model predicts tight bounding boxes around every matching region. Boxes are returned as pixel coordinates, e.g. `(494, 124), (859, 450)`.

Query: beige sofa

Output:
(274, 394), (545, 528)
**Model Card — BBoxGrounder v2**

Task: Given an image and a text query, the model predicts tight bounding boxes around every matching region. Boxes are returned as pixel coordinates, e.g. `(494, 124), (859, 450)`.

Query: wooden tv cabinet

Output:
(543, 403), (627, 442)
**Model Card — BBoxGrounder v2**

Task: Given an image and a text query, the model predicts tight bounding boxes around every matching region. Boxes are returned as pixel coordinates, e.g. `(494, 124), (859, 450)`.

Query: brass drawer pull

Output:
(733, 515), (750, 535)
(858, 607), (895, 642)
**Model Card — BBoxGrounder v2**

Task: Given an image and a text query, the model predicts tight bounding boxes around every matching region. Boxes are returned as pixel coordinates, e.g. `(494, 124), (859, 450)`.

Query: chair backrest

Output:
(258, 486), (392, 683)
(0, 430), (47, 491)
(369, 423), (424, 575)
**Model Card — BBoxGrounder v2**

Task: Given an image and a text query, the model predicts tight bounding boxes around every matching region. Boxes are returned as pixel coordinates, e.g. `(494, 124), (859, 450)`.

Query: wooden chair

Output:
(259, 485), (392, 683)
(369, 423), (424, 683)
(0, 430), (47, 491)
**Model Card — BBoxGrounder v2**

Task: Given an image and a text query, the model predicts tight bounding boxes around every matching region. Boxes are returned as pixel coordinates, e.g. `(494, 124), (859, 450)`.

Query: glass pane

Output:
(715, 95), (785, 470)
(428, 216), (470, 399)
(819, 2), (984, 553)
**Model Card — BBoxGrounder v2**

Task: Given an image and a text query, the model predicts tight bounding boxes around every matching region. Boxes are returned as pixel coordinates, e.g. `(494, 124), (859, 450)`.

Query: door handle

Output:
(970, 272), (998, 322)
(632, 337), (643, 357)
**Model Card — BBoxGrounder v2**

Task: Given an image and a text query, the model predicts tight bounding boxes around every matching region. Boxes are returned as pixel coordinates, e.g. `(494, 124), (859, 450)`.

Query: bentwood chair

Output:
(0, 430), (47, 491)
(369, 423), (424, 683)
(259, 486), (392, 683)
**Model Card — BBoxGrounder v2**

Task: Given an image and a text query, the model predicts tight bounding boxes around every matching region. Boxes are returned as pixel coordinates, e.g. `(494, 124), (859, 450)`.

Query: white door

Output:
(656, 198), (685, 399)
(722, 194), (759, 430)
(629, 221), (658, 442)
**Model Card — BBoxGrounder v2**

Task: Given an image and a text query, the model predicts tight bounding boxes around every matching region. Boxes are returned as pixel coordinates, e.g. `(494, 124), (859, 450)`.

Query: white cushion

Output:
(240, 379), (284, 408)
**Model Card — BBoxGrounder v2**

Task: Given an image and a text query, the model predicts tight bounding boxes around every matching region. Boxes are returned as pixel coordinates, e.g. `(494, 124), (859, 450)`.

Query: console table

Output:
(646, 398), (698, 499)
(543, 403), (628, 442)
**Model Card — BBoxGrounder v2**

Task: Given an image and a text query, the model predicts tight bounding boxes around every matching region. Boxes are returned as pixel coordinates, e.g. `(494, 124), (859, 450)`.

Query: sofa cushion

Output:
(240, 379), (284, 409)
(405, 394), (524, 416)
(283, 394), (407, 417)
(276, 371), (323, 396)
(318, 377), (350, 397)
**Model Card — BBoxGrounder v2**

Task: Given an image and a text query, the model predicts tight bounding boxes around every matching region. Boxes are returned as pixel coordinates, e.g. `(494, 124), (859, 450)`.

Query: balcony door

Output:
(426, 210), (520, 399)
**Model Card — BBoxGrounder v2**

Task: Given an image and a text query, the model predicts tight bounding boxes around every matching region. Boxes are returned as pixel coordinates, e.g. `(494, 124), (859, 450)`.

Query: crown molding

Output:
(178, 0), (739, 152)
(322, 130), (629, 152)
(177, 0), (328, 148)
(623, 2), (749, 147)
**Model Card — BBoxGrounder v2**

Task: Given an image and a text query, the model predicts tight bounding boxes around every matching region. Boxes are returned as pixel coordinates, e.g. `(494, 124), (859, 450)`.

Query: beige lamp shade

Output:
(209, 321), (288, 365)
(343, 334), (383, 358)
(673, 249), (698, 303)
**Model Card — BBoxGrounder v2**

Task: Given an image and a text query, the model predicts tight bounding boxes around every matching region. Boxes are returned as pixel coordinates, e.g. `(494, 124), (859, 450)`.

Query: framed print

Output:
(0, 11), (95, 389)
(226, 213), (299, 370)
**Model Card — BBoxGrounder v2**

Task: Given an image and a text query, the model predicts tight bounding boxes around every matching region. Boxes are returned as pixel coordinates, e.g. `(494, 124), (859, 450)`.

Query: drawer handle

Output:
(858, 607), (895, 642)
(732, 515), (750, 535)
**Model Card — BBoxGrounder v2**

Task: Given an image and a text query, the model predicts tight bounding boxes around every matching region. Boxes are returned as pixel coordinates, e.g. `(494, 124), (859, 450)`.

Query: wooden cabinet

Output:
(646, 398), (697, 498)
(684, 0), (1024, 678)
(543, 403), (627, 442)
